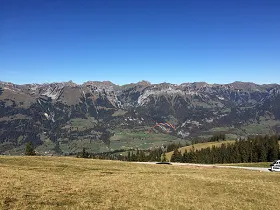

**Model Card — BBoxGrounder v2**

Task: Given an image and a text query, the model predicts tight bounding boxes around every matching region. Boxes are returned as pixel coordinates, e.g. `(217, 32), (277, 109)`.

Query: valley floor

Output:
(0, 156), (279, 210)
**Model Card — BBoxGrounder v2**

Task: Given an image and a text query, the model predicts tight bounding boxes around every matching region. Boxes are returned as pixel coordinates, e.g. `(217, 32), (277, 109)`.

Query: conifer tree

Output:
(25, 142), (36, 156)
(81, 148), (88, 158)
(171, 149), (182, 162)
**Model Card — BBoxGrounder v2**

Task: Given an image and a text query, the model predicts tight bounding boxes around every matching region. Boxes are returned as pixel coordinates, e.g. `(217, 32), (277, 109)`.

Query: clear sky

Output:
(1, 0), (279, 85)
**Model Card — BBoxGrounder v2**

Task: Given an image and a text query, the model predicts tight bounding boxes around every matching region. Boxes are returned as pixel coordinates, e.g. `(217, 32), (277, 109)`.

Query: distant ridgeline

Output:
(78, 135), (280, 164)
(2, 80), (280, 155)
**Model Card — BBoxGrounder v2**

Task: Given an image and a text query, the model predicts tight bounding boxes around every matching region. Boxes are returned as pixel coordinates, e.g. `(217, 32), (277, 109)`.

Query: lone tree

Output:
(25, 142), (36, 156)
(81, 148), (89, 158)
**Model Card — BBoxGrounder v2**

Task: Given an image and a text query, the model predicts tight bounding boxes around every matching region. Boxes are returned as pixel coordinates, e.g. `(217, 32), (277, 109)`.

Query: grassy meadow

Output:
(0, 156), (279, 210)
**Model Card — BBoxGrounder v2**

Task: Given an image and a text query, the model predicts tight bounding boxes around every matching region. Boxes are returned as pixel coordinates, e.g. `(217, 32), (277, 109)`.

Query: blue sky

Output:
(1, 0), (279, 85)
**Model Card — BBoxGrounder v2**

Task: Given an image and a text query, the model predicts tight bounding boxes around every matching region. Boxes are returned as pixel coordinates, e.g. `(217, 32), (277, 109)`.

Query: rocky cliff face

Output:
(1, 80), (280, 154)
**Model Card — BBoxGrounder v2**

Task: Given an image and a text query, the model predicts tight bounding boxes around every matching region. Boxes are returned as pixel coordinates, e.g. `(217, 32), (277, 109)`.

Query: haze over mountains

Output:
(1, 80), (280, 155)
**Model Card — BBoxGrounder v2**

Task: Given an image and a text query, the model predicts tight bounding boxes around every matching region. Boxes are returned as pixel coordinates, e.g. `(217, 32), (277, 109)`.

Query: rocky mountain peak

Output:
(136, 80), (152, 86)
(1, 80), (280, 155)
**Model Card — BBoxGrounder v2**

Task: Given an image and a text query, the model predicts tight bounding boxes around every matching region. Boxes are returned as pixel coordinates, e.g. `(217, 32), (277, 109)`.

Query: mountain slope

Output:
(1, 81), (280, 155)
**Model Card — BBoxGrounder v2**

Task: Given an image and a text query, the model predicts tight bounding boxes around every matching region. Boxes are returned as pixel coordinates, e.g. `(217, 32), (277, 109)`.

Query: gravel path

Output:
(135, 162), (270, 172)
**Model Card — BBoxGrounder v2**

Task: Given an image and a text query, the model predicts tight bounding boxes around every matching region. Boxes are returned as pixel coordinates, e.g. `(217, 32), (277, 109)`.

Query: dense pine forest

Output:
(170, 135), (279, 164)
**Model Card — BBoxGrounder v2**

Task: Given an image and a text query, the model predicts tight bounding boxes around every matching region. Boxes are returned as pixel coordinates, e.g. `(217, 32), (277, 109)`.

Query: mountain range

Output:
(1, 80), (280, 155)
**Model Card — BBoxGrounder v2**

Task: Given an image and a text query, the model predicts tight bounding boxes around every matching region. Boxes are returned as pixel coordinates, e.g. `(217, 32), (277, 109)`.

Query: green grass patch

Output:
(68, 118), (97, 127)
(110, 130), (185, 150)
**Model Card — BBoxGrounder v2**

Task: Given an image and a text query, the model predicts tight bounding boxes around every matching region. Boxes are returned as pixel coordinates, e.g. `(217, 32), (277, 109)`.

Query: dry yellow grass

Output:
(0, 156), (279, 210)
(166, 140), (236, 161)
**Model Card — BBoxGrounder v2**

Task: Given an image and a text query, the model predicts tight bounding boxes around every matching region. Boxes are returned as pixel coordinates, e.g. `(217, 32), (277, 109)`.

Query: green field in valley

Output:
(109, 129), (186, 150)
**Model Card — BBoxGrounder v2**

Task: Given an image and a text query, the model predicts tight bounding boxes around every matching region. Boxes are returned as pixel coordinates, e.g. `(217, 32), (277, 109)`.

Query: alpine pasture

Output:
(0, 156), (279, 210)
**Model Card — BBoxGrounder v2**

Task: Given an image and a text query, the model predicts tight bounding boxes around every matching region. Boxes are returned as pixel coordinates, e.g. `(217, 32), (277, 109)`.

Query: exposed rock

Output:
(1, 80), (280, 154)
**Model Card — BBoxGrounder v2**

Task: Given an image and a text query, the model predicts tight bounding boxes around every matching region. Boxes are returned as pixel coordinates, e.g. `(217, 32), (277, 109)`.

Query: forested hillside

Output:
(1, 81), (280, 154)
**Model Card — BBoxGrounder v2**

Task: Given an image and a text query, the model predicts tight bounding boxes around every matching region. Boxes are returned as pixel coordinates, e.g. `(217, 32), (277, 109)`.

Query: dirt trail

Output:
(136, 162), (270, 172)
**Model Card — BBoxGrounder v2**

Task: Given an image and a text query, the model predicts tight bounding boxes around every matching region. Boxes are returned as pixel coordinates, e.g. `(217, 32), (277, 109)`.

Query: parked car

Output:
(269, 160), (280, 172)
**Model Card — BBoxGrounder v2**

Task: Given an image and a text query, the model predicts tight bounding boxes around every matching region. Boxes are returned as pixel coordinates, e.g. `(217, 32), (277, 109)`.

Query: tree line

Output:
(22, 133), (278, 165)
(76, 141), (186, 161)
(79, 135), (279, 164)
(208, 133), (226, 142)
(77, 147), (166, 162)
(171, 135), (279, 164)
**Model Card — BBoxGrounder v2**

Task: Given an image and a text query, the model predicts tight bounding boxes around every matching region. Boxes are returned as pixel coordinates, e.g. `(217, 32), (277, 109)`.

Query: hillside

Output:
(1, 80), (280, 154)
(1, 156), (280, 209)
(166, 140), (236, 161)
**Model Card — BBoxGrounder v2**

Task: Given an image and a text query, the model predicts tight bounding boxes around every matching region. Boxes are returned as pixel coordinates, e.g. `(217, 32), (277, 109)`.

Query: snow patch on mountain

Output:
(137, 88), (186, 105)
